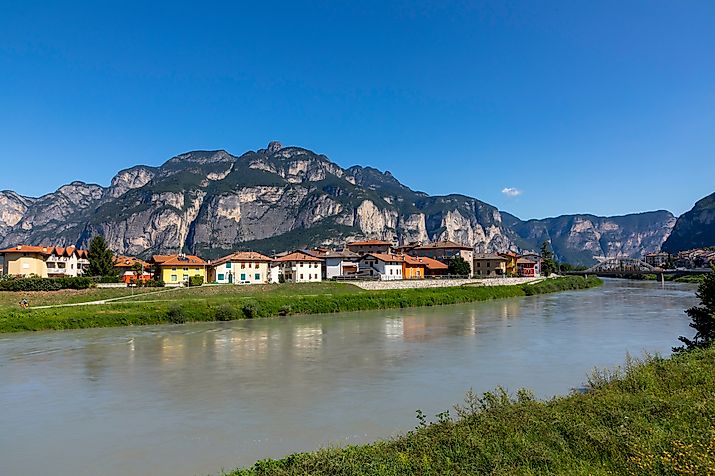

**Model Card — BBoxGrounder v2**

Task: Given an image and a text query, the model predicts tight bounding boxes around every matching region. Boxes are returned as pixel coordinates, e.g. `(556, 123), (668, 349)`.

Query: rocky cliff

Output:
(0, 142), (676, 264)
(661, 192), (715, 253)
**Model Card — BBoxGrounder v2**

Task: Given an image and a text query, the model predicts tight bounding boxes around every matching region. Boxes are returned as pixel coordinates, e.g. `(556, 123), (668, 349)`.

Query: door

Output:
(228, 273), (233, 284)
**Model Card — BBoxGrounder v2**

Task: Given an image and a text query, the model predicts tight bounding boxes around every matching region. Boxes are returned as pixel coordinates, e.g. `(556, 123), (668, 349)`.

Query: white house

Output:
(208, 251), (273, 284)
(321, 250), (359, 279)
(357, 253), (404, 280)
(274, 251), (323, 283)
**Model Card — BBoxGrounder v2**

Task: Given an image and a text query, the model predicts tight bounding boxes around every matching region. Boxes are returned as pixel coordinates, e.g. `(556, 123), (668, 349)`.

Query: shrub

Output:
(278, 304), (293, 316)
(96, 275), (121, 283)
(0, 276), (94, 291)
(189, 275), (204, 287)
(166, 303), (186, 324)
(242, 301), (262, 319)
(215, 304), (238, 321)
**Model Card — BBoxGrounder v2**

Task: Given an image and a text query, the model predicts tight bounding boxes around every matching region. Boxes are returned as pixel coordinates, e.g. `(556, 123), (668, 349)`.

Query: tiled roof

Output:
(419, 256), (449, 270)
(152, 255), (207, 266)
(321, 250), (360, 259)
(347, 240), (393, 246)
(414, 240), (472, 250)
(0, 245), (53, 255)
(274, 251), (323, 262)
(114, 256), (149, 268)
(517, 258), (536, 264)
(211, 251), (272, 266)
(363, 253), (404, 263)
(474, 253), (508, 261)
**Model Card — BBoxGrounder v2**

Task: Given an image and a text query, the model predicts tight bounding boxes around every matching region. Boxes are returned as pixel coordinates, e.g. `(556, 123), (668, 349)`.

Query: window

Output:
(241, 263), (245, 269)
(226, 262), (232, 269)
(300, 274), (304, 279)
(487, 262), (491, 268)
(183, 267), (188, 271)
(240, 273), (246, 280)
(218, 273), (225, 281)
(476, 262), (481, 268)
(172, 267), (176, 271)
(255, 273), (260, 280)
(300, 263), (304, 267)
(183, 274), (189, 281)
(389, 269), (393, 275)
(171, 274), (178, 282)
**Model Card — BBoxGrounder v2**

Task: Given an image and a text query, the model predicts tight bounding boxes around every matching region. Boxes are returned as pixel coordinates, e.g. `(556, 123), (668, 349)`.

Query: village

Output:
(0, 239), (546, 286)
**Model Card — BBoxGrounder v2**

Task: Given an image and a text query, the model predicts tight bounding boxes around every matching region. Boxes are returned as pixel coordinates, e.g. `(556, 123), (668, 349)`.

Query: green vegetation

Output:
(675, 270), (715, 353)
(540, 240), (557, 276)
(0, 277), (601, 333)
(87, 235), (116, 276)
(0, 275), (94, 291)
(228, 347), (715, 476)
(447, 256), (471, 276)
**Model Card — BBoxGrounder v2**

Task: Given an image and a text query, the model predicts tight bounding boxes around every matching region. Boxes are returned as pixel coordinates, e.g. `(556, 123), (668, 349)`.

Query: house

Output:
(346, 240), (394, 255)
(473, 253), (508, 277)
(273, 251), (323, 282)
(408, 240), (474, 276)
(516, 257), (537, 277)
(421, 256), (450, 276)
(150, 254), (207, 285)
(114, 256), (152, 284)
(519, 252), (543, 276)
(319, 250), (359, 279)
(208, 251), (272, 284)
(499, 251), (519, 276)
(358, 253), (404, 280)
(0, 245), (89, 277)
(644, 252), (670, 268)
(402, 255), (430, 279)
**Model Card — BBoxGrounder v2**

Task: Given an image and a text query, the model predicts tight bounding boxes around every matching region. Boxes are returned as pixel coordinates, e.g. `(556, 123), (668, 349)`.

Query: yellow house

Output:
(0, 245), (51, 277)
(499, 251), (519, 276)
(151, 254), (207, 285)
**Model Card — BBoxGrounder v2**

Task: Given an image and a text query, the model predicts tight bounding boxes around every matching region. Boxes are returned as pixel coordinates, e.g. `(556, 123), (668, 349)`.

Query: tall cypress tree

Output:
(87, 236), (116, 277)
(540, 241), (557, 276)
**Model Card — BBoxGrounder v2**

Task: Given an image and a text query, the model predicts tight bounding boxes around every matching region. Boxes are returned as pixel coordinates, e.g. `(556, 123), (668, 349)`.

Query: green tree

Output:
(87, 236), (116, 277)
(449, 256), (471, 276)
(674, 268), (715, 353)
(540, 241), (557, 276)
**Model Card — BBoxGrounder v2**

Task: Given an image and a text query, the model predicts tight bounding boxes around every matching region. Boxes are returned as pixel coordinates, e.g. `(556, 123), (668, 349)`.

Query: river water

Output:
(0, 279), (697, 475)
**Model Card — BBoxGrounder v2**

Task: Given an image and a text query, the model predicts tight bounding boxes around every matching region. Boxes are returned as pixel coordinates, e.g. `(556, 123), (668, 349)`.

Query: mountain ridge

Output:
(0, 143), (677, 265)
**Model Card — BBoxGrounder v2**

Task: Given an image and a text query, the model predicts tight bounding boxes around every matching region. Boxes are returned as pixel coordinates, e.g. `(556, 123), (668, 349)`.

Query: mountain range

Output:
(0, 142), (685, 265)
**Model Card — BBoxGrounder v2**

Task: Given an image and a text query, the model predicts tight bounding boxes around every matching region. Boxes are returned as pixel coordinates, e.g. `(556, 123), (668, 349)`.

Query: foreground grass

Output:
(229, 347), (715, 476)
(0, 277), (601, 333)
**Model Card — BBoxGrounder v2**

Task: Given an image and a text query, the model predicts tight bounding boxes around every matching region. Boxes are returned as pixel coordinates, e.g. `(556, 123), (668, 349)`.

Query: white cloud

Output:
(501, 187), (523, 197)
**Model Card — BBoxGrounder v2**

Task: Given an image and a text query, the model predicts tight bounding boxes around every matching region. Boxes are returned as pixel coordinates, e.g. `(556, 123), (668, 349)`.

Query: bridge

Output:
(565, 258), (712, 279)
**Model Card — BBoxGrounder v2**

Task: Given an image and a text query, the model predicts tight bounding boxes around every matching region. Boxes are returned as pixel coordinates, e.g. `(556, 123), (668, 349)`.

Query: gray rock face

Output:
(662, 191), (715, 253)
(0, 143), (676, 264)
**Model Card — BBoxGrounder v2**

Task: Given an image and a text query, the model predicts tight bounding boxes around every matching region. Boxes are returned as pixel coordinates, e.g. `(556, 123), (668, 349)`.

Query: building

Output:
(644, 252), (670, 268)
(402, 255), (427, 279)
(408, 240), (474, 276)
(0, 245), (89, 278)
(516, 257), (537, 277)
(208, 251), (272, 284)
(499, 251), (520, 276)
(346, 240), (394, 255)
(421, 256), (450, 276)
(273, 251), (323, 282)
(473, 253), (508, 277)
(320, 250), (359, 279)
(357, 253), (404, 280)
(519, 252), (543, 276)
(151, 254), (207, 285)
(114, 256), (152, 284)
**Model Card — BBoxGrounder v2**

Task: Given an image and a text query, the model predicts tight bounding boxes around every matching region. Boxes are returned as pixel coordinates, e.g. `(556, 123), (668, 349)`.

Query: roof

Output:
(414, 240), (472, 251)
(347, 240), (393, 246)
(419, 256), (449, 270)
(517, 258), (536, 265)
(474, 253), (508, 261)
(362, 253), (404, 263)
(152, 255), (207, 266)
(274, 251), (323, 262)
(211, 251), (272, 266)
(0, 245), (52, 255)
(114, 256), (149, 268)
(0, 245), (89, 257)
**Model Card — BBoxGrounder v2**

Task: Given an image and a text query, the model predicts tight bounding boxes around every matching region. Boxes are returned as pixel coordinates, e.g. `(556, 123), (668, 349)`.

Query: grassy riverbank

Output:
(229, 347), (715, 476)
(0, 276), (601, 333)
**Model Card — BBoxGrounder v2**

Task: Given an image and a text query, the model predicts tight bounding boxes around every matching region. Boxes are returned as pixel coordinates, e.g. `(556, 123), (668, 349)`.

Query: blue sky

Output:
(1, 1), (713, 219)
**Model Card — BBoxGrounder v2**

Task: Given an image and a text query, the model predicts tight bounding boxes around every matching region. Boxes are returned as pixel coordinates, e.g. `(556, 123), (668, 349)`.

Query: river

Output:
(0, 279), (697, 475)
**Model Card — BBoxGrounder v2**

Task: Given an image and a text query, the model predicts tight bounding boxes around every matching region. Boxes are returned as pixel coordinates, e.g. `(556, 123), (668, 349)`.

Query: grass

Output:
(227, 347), (715, 475)
(0, 277), (602, 333)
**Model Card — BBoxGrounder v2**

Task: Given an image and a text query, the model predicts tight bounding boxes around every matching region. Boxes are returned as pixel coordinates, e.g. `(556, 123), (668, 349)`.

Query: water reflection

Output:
(0, 279), (698, 476)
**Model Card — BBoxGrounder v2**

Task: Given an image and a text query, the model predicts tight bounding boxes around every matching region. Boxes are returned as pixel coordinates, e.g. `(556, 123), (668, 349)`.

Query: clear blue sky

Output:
(1, 1), (713, 219)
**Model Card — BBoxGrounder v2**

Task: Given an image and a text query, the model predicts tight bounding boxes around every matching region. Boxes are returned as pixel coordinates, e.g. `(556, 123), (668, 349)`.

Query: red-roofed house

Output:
(208, 251), (272, 284)
(273, 251), (323, 283)
(357, 253), (404, 280)
(346, 239), (394, 255)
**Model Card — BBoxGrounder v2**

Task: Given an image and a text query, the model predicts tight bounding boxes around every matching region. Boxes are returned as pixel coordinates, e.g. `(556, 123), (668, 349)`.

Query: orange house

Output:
(114, 256), (152, 284)
(402, 255), (427, 279)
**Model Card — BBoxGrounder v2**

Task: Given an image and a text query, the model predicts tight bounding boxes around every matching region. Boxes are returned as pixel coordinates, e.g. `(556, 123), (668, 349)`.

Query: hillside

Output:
(662, 191), (715, 253)
(0, 142), (675, 265)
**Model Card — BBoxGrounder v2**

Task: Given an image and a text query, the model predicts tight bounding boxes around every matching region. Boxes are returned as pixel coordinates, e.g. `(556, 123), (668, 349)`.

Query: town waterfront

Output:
(0, 279), (697, 476)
